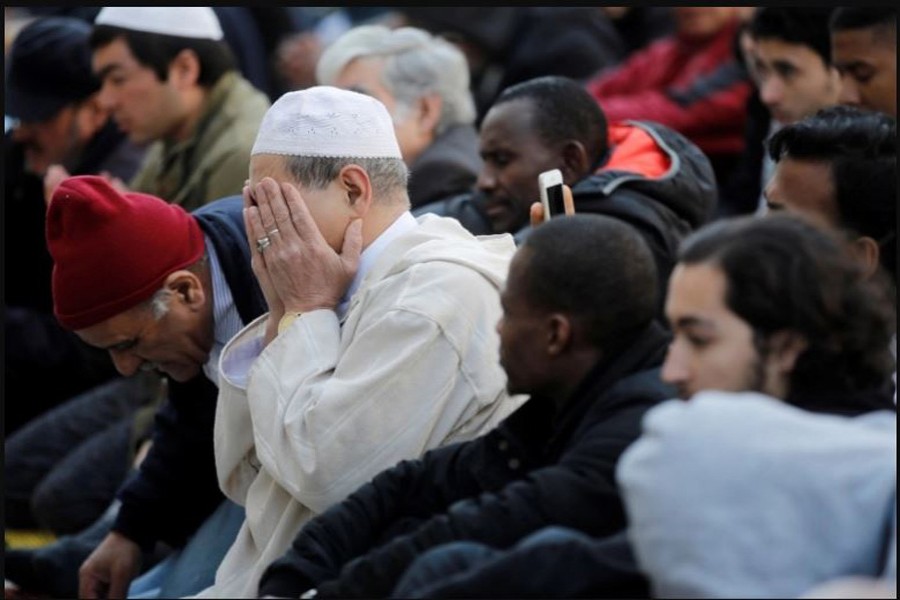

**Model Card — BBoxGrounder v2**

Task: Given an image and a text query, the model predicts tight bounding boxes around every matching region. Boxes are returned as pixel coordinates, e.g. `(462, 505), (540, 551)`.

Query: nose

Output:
(110, 350), (144, 377)
(759, 77), (783, 109)
(660, 341), (688, 388)
(837, 76), (861, 106)
(95, 81), (118, 111)
(476, 168), (496, 193)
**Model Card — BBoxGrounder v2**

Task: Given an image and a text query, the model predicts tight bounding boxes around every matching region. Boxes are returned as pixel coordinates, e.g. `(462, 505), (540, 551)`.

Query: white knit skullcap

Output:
(251, 86), (402, 159)
(94, 7), (223, 41)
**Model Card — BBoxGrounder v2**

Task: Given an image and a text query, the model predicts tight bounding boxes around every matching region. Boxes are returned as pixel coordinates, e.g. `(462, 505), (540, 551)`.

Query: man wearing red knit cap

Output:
(48, 177), (206, 344)
(33, 175), (267, 599)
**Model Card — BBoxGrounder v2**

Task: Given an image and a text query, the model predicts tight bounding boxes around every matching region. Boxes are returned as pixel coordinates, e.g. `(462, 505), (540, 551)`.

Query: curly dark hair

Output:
(678, 213), (896, 398)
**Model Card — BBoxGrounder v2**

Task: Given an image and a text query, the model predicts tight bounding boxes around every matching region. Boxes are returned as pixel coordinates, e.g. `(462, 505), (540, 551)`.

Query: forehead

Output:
(335, 56), (388, 88)
(753, 38), (826, 68)
(249, 154), (290, 182)
(480, 100), (542, 150)
(769, 158), (839, 228)
(92, 36), (139, 71)
(832, 28), (895, 64)
(666, 262), (731, 319)
(334, 57), (396, 112)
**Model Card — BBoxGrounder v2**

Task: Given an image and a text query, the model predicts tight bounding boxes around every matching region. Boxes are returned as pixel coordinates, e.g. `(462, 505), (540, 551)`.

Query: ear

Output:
(416, 94), (443, 136)
(164, 269), (206, 311)
(338, 164), (374, 217)
(168, 49), (201, 88)
(849, 235), (881, 279)
(559, 140), (591, 183)
(546, 313), (573, 357)
(767, 329), (808, 375)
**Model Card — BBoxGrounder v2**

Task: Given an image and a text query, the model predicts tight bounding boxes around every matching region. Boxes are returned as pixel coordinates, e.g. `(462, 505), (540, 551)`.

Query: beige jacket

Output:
(196, 215), (526, 598)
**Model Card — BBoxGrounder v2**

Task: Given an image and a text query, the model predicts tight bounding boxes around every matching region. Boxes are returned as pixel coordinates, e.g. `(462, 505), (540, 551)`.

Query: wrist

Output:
(277, 311), (304, 335)
(264, 311), (283, 346)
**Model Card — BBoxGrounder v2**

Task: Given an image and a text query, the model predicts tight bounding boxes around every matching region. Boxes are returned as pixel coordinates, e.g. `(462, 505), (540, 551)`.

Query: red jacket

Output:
(585, 20), (751, 157)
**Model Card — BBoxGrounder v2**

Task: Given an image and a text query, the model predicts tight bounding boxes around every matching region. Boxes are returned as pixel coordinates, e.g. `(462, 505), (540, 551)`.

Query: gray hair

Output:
(148, 287), (172, 320)
(316, 25), (476, 135)
(144, 252), (209, 320)
(283, 155), (410, 207)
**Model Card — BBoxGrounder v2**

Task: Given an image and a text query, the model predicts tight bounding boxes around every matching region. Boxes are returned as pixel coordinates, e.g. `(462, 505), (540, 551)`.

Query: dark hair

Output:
(679, 214), (896, 397)
(767, 105), (896, 281)
(89, 25), (236, 87)
(830, 7), (897, 41)
(494, 76), (608, 169)
(750, 7), (836, 64)
(521, 214), (657, 351)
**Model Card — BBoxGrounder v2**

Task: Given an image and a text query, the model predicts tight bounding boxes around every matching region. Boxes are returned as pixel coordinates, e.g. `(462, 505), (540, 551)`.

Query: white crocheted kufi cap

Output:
(94, 7), (223, 40)
(251, 86), (402, 159)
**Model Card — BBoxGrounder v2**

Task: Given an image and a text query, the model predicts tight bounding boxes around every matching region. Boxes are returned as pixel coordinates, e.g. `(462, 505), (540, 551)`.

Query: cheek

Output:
(127, 78), (162, 108)
(35, 122), (66, 147)
(505, 167), (538, 204)
(308, 205), (348, 250)
(702, 343), (758, 387)
(497, 323), (514, 353)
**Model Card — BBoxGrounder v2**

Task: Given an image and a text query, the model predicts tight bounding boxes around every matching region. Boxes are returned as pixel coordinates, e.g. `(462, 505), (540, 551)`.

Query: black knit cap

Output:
(6, 16), (101, 122)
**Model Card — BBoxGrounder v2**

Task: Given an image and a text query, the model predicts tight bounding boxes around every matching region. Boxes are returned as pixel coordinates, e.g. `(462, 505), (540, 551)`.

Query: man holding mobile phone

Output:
(415, 75), (717, 306)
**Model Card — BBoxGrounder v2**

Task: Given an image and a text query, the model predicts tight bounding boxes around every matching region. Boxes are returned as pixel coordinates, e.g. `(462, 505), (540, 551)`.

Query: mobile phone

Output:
(538, 169), (565, 222)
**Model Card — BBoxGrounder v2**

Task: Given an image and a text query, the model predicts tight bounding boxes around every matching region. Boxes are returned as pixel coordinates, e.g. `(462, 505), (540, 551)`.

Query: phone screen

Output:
(546, 183), (565, 217)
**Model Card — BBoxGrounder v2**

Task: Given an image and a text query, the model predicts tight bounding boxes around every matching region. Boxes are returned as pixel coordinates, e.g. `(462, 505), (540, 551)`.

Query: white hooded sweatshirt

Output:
(617, 392), (896, 599)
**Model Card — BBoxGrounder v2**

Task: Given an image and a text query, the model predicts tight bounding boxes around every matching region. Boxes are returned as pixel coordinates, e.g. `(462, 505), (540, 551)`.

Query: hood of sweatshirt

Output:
(363, 213), (517, 293)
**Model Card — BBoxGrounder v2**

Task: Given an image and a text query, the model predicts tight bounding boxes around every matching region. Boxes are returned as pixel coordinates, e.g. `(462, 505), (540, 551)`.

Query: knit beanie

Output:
(47, 175), (205, 330)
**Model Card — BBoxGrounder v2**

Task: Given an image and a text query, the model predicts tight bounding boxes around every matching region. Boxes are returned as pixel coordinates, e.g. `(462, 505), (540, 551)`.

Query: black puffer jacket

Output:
(559, 119), (717, 296)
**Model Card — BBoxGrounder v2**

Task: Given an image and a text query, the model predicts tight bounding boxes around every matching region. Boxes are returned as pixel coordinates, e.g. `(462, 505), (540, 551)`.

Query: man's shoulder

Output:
(198, 73), (269, 153)
(193, 195), (244, 218)
(361, 223), (511, 317)
(220, 75), (270, 127)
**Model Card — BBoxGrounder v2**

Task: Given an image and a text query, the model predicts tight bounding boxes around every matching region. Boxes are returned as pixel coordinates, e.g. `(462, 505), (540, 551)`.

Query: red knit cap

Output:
(47, 175), (205, 330)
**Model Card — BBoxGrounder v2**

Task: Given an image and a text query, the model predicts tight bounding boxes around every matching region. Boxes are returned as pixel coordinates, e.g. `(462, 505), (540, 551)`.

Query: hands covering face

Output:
(243, 177), (363, 344)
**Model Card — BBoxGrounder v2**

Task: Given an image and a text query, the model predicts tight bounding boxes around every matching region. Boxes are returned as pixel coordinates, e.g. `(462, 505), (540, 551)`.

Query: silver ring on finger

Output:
(266, 227), (280, 237)
(256, 236), (272, 253)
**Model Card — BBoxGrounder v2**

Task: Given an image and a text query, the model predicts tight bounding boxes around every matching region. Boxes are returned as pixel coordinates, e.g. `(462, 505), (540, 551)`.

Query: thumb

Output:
(562, 184), (575, 215)
(340, 218), (364, 266)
